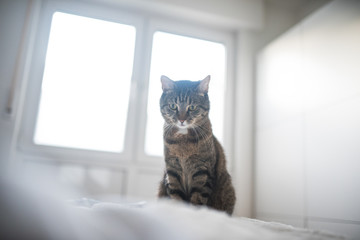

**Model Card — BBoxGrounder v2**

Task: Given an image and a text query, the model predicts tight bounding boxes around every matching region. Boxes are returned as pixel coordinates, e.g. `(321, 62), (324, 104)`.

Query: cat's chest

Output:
(165, 141), (199, 159)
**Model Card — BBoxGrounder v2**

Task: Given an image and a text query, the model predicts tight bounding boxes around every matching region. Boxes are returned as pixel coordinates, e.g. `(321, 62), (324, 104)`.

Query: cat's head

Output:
(160, 75), (210, 133)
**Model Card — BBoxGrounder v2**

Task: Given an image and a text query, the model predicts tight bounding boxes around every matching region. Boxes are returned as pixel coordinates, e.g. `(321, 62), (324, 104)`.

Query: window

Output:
(145, 31), (227, 156)
(34, 12), (136, 153)
(21, 1), (233, 163)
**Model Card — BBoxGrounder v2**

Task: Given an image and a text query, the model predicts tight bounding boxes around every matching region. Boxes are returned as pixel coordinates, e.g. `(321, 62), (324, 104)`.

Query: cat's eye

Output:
(189, 105), (197, 111)
(169, 103), (177, 110)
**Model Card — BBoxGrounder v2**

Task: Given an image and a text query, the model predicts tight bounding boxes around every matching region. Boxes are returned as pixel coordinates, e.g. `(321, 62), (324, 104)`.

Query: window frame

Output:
(19, 0), (235, 168)
(19, 1), (144, 163)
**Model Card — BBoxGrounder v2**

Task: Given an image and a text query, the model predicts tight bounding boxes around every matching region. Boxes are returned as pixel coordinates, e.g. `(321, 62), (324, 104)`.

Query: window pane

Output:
(145, 31), (226, 156)
(34, 12), (136, 153)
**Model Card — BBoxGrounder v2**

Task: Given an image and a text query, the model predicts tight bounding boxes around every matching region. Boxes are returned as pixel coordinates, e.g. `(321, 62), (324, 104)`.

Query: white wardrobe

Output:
(255, 0), (360, 239)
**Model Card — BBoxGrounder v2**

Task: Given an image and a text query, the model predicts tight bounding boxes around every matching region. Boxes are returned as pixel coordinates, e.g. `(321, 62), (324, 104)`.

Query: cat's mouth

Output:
(176, 120), (191, 133)
(177, 121), (188, 128)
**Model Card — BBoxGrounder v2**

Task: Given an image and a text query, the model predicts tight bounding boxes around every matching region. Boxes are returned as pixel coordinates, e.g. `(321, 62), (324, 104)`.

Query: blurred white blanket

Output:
(0, 175), (346, 240)
(73, 200), (345, 240)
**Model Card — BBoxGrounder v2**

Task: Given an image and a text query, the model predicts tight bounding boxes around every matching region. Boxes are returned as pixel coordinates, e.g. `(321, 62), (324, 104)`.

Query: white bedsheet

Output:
(0, 175), (347, 240)
(70, 200), (346, 240)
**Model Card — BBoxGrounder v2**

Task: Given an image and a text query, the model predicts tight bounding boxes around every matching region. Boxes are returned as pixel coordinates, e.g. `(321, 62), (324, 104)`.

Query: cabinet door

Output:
(302, 0), (360, 222)
(306, 97), (360, 222)
(255, 120), (304, 217)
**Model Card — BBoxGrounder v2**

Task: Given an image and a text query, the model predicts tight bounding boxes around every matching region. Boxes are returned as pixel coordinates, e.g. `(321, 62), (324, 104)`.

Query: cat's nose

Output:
(179, 120), (185, 123)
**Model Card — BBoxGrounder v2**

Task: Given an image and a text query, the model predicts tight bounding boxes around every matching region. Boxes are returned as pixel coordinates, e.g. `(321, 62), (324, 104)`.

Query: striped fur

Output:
(158, 76), (236, 215)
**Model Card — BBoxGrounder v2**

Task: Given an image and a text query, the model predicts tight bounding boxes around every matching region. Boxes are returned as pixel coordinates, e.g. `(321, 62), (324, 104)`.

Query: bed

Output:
(0, 175), (347, 240)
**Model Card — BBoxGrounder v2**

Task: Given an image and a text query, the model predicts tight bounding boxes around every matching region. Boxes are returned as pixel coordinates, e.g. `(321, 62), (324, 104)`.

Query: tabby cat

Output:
(158, 75), (236, 215)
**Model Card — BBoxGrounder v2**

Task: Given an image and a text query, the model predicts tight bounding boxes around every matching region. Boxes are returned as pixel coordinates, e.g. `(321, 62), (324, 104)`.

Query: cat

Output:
(157, 75), (236, 215)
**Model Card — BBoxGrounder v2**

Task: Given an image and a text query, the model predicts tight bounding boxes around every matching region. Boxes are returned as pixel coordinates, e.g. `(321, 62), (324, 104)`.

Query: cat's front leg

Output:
(189, 168), (214, 206)
(189, 191), (209, 205)
(158, 173), (168, 198)
(158, 171), (184, 201)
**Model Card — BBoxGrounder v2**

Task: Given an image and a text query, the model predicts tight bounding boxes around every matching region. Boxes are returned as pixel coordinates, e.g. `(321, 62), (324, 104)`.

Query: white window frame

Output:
(18, 0), (235, 168)
(19, 1), (144, 163)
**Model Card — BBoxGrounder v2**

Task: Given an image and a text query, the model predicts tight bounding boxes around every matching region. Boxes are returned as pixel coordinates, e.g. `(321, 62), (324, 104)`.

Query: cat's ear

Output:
(161, 75), (175, 91)
(197, 75), (210, 95)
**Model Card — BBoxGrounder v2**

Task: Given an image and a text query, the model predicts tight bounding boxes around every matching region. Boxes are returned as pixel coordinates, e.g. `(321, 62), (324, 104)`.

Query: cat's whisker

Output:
(164, 123), (175, 140)
(190, 126), (202, 150)
(192, 123), (213, 152)
(193, 124), (213, 152)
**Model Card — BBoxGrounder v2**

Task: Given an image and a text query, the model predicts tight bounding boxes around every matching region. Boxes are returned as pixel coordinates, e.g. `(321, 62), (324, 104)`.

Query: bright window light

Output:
(145, 31), (227, 156)
(34, 12), (136, 152)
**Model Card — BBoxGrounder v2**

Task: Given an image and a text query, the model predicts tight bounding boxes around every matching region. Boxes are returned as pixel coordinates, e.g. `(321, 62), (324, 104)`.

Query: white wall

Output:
(0, 0), (29, 170)
(252, 0), (330, 51)
(90, 0), (263, 30)
(255, 0), (360, 238)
